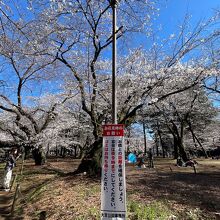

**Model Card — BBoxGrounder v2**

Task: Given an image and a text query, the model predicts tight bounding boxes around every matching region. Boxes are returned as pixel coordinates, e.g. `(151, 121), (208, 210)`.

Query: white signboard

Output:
(101, 124), (126, 220)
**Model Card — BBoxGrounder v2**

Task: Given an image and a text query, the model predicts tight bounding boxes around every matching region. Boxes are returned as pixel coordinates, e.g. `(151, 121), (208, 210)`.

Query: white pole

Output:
(112, 0), (118, 124)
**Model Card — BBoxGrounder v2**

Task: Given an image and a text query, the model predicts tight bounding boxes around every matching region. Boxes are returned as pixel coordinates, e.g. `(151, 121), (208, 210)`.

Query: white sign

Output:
(101, 124), (126, 220)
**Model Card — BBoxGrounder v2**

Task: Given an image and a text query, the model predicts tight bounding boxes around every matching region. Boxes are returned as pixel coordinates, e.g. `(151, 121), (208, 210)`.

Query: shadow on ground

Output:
(126, 162), (220, 215)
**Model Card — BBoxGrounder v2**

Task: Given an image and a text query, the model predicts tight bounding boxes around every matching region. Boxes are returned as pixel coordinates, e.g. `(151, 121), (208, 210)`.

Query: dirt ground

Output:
(0, 158), (220, 220)
(126, 159), (220, 219)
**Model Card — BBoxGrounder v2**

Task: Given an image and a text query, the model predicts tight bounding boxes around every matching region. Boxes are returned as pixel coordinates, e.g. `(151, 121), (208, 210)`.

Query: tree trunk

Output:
(73, 146), (77, 158)
(187, 121), (208, 158)
(173, 135), (188, 161)
(162, 147), (166, 158)
(156, 141), (159, 157)
(157, 128), (165, 158)
(170, 122), (188, 161)
(32, 148), (46, 165)
(173, 135), (179, 159)
(46, 143), (50, 157)
(24, 146), (30, 160)
(143, 122), (147, 155)
(74, 137), (102, 176)
(56, 145), (58, 157)
(178, 141), (188, 162)
(61, 147), (66, 158)
(172, 135), (187, 161)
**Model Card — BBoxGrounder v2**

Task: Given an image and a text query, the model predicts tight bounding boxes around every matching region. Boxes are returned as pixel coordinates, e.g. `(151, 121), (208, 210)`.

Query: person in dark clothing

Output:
(137, 156), (145, 168)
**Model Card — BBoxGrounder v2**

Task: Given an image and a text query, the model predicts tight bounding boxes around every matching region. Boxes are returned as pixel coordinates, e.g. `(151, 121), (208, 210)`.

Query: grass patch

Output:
(182, 208), (204, 220)
(127, 200), (206, 220)
(15, 206), (24, 216)
(87, 206), (100, 219)
(72, 200), (175, 220)
(74, 183), (100, 200)
(0, 162), (5, 169)
(128, 200), (174, 220)
(26, 182), (48, 203)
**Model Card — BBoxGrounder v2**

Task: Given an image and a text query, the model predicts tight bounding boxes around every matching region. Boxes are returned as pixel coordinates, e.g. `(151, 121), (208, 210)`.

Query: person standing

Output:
(1, 148), (18, 191)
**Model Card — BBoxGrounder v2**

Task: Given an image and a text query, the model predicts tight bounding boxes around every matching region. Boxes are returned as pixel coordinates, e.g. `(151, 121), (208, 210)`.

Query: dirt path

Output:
(1, 158), (220, 219)
(0, 191), (13, 220)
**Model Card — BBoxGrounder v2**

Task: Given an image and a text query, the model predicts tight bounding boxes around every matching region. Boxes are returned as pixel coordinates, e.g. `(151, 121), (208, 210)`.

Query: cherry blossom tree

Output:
(0, 1), (219, 173)
(26, 0), (159, 173)
(141, 84), (218, 161)
(0, 4), (71, 164)
(34, 2), (220, 172)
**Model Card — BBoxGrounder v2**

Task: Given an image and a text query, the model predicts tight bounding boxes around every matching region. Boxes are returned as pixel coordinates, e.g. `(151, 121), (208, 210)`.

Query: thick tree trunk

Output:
(178, 141), (188, 162)
(75, 137), (102, 176)
(173, 135), (188, 161)
(23, 145), (30, 160)
(32, 148), (46, 165)
(73, 146), (77, 158)
(61, 147), (66, 158)
(170, 122), (188, 161)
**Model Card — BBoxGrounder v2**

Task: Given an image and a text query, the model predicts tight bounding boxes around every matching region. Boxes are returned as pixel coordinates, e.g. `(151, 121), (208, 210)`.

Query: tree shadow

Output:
(0, 192), (13, 215)
(0, 191), (24, 220)
(127, 168), (220, 213)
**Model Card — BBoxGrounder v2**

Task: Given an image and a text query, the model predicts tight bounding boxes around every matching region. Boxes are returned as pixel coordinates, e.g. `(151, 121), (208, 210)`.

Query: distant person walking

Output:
(1, 148), (18, 191)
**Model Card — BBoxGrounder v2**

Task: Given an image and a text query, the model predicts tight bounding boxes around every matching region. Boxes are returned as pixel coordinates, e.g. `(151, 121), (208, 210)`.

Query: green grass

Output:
(26, 183), (48, 203)
(128, 200), (174, 220)
(127, 200), (208, 220)
(182, 208), (204, 220)
(0, 162), (5, 169)
(76, 184), (100, 199)
(74, 200), (175, 220)
(87, 206), (100, 219)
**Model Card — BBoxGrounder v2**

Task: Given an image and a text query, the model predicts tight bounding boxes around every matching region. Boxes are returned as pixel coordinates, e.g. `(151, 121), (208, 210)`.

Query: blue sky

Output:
(152, 0), (219, 46)
(120, 0), (220, 57)
(133, 0), (219, 108)
(156, 0), (220, 107)
(154, 0), (220, 38)
(1, 0), (220, 105)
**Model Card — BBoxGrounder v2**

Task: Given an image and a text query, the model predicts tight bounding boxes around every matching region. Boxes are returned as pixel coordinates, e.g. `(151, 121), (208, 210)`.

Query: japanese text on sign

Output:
(101, 124), (126, 220)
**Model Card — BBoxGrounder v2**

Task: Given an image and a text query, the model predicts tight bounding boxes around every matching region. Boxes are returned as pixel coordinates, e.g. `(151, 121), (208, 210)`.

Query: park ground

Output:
(0, 158), (220, 220)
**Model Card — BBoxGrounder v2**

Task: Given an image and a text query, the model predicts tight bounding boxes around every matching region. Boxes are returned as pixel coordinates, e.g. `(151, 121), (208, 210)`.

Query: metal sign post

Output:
(100, 1), (126, 219)
(101, 125), (126, 220)
(111, 0), (118, 124)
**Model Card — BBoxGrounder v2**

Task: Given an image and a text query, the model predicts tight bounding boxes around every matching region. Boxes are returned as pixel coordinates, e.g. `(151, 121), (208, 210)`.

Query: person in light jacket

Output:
(1, 148), (18, 191)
